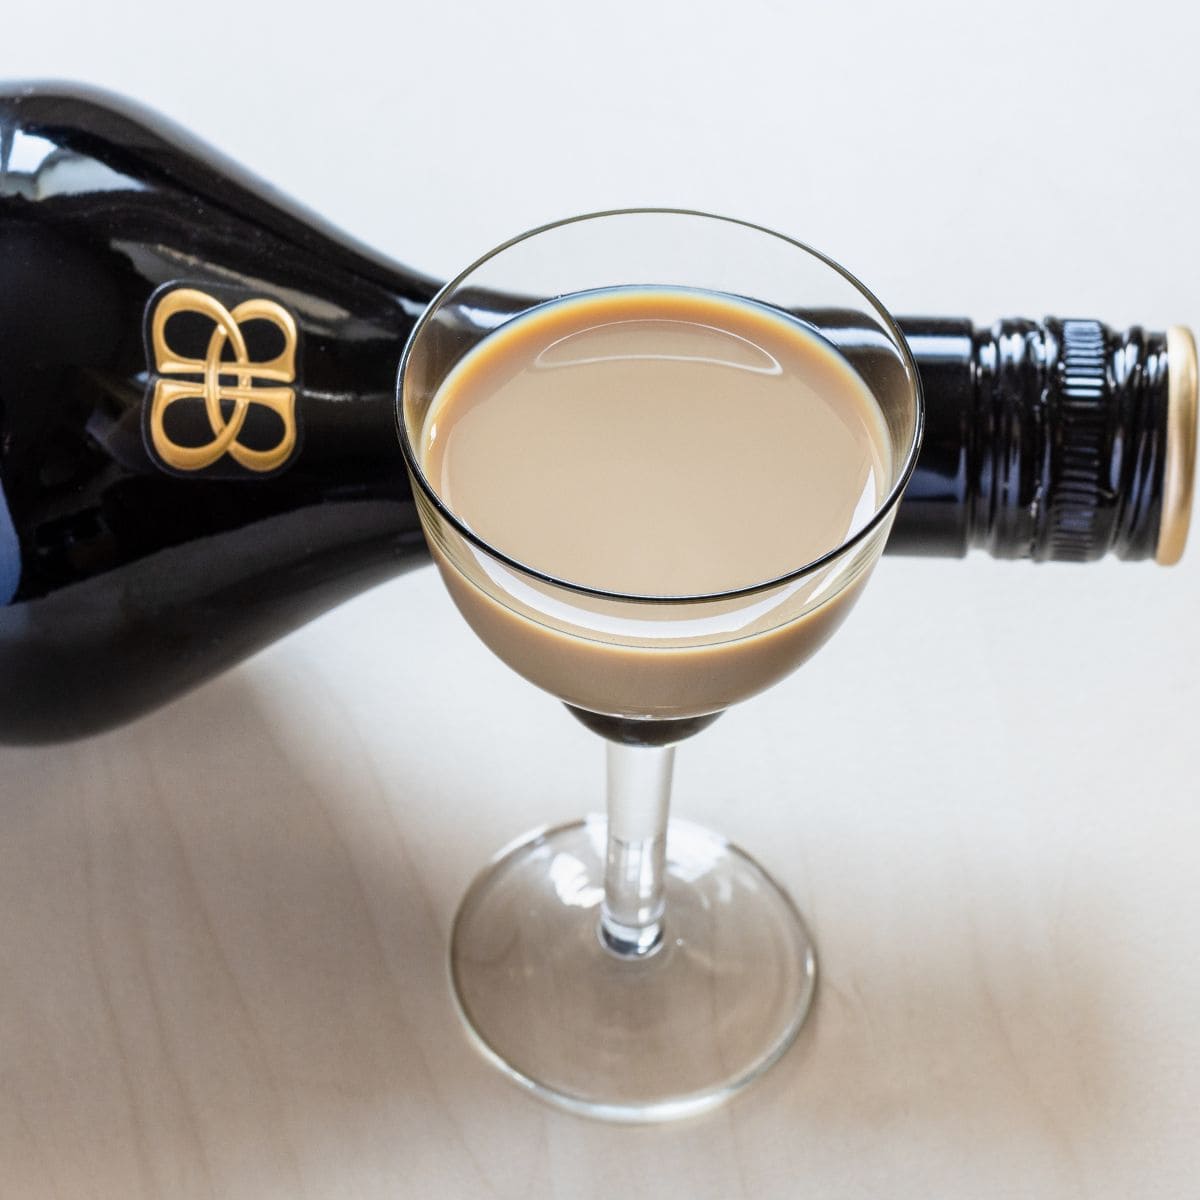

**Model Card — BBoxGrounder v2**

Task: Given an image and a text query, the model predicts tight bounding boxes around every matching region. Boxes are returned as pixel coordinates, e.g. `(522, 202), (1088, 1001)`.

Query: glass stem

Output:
(599, 740), (674, 958)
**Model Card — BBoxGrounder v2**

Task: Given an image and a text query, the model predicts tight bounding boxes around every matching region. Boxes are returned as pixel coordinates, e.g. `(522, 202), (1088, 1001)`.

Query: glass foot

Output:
(450, 817), (817, 1123)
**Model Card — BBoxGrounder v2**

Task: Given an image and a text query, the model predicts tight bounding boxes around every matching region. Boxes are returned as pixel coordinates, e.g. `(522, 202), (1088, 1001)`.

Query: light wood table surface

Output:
(2, 554), (1196, 1198)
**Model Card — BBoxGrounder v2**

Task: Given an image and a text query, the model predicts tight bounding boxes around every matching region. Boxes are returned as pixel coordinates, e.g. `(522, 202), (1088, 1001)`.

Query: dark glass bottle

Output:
(1, 83), (1194, 743)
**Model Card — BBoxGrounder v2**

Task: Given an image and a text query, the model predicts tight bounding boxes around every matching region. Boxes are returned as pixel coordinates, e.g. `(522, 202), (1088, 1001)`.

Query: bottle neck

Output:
(890, 316), (1178, 562)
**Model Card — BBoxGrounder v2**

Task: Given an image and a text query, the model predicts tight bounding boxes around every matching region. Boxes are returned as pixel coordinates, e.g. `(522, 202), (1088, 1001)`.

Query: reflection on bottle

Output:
(0, 83), (1194, 743)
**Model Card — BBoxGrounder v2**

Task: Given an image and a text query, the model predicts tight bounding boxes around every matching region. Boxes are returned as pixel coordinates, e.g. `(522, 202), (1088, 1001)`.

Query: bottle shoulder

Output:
(0, 81), (440, 313)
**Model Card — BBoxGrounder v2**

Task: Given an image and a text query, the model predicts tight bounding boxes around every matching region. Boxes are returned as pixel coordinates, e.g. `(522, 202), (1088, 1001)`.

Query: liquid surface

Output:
(420, 287), (890, 595)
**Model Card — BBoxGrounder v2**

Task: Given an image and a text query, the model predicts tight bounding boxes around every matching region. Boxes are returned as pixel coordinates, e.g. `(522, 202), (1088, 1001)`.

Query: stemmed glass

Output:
(396, 210), (922, 1122)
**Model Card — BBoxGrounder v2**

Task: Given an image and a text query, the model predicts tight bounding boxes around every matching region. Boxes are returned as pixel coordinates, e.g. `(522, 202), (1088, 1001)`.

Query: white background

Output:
(1, 2), (1197, 1197)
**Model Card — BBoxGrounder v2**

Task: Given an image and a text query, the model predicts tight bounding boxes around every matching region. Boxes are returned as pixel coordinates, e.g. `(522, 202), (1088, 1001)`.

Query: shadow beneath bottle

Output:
(0, 667), (540, 1197)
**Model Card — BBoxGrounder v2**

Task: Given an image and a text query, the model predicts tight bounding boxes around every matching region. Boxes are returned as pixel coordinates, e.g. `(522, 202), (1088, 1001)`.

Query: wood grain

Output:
(1, 563), (1196, 1198)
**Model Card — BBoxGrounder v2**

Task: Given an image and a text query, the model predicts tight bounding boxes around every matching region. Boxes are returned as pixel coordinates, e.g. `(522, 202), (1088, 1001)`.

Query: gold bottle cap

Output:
(1157, 327), (1198, 565)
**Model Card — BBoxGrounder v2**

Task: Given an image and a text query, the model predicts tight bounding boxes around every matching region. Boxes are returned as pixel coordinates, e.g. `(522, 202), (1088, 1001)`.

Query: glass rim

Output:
(395, 207), (925, 605)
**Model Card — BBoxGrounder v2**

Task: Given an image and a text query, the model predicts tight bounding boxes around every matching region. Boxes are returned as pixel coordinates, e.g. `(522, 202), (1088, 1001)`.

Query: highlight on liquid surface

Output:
(419, 287), (891, 597)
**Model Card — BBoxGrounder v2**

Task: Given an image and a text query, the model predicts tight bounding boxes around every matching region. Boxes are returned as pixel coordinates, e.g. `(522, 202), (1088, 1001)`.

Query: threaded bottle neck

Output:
(967, 317), (1168, 561)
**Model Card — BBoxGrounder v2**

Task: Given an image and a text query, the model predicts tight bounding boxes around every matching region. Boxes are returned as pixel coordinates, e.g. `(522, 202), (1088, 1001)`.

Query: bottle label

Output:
(142, 284), (301, 477)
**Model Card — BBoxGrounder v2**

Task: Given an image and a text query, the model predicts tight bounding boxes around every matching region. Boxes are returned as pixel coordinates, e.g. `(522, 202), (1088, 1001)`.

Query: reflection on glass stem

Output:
(600, 739), (675, 959)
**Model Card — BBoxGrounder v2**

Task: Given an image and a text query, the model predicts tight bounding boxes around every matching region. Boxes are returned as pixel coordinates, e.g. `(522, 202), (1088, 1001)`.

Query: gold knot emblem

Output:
(148, 288), (298, 473)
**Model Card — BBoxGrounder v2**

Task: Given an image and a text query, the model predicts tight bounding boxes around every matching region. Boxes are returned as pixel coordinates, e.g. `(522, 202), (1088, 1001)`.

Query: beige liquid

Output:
(416, 287), (894, 718)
